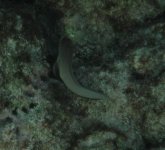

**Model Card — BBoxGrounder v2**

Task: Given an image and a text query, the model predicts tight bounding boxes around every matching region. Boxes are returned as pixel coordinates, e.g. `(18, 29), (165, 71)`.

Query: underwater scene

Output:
(0, 0), (164, 149)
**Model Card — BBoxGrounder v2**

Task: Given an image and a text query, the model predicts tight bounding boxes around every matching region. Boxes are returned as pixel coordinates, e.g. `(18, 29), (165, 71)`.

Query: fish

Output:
(53, 36), (108, 100)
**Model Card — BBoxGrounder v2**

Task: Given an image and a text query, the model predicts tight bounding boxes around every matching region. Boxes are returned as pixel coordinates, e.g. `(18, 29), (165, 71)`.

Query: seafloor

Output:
(0, 0), (164, 149)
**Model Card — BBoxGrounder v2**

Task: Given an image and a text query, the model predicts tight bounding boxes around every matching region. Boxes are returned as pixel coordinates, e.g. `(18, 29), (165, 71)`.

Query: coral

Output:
(0, 0), (165, 149)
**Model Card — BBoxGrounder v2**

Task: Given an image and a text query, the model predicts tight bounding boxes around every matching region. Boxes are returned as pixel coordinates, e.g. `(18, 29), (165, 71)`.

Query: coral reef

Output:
(0, 0), (164, 149)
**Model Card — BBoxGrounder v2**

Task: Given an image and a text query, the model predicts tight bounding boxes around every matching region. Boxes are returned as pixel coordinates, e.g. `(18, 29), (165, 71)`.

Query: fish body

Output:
(54, 37), (108, 100)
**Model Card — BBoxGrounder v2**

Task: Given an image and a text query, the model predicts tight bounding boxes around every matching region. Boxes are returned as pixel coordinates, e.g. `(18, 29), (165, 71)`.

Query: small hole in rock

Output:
(29, 103), (37, 109)
(12, 108), (18, 115)
(22, 107), (28, 113)
(40, 75), (48, 82)
(5, 117), (13, 123)
(4, 101), (10, 107)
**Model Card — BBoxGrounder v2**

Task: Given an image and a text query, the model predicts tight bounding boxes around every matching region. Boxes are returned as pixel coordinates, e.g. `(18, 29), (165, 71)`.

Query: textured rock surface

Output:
(0, 0), (164, 149)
